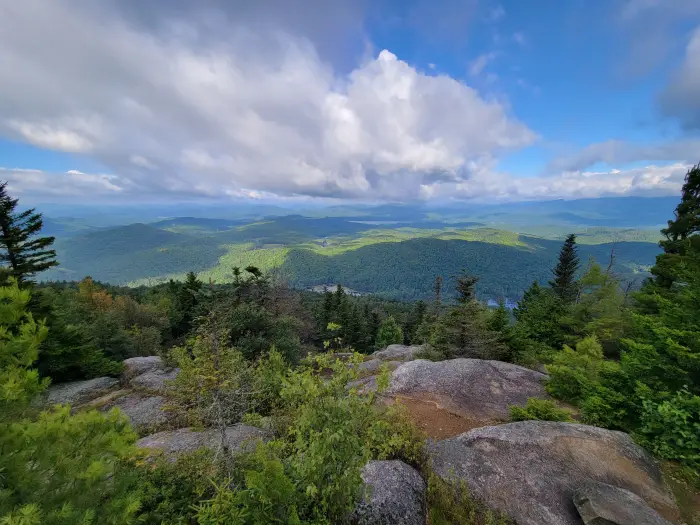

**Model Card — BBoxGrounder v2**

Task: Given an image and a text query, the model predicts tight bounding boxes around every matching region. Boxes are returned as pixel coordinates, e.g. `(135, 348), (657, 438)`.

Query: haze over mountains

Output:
(39, 195), (670, 301)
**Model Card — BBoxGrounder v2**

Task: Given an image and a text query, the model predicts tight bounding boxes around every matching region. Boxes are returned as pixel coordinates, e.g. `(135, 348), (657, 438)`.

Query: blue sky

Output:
(0, 0), (698, 204)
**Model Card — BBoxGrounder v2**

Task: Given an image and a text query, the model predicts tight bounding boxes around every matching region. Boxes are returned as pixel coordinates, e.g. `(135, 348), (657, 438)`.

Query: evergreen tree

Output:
(549, 234), (580, 303)
(661, 163), (700, 250)
(364, 304), (381, 351)
(433, 275), (443, 314)
(455, 272), (478, 304)
(0, 280), (141, 523)
(654, 163), (700, 288)
(0, 183), (57, 284)
(375, 316), (403, 348)
(487, 299), (510, 333)
(513, 281), (566, 349)
(405, 300), (427, 344)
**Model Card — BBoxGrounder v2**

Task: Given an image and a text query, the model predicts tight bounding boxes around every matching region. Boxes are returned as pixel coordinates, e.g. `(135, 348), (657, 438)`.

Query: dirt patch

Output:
(386, 395), (495, 440)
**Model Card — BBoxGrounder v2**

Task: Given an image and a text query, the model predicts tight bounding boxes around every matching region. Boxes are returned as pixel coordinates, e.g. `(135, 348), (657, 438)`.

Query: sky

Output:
(1, 0), (699, 205)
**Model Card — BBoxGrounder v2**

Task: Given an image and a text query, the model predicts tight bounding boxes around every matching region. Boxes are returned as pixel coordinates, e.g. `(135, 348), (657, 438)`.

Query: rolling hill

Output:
(41, 214), (662, 301)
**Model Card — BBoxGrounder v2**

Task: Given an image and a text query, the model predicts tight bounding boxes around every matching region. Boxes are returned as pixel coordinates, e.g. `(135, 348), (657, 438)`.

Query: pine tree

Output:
(455, 272), (478, 304)
(0, 183), (57, 284)
(654, 163), (700, 288)
(550, 234), (580, 303)
(0, 280), (141, 523)
(405, 300), (427, 344)
(487, 299), (510, 333)
(433, 275), (443, 314)
(513, 281), (566, 349)
(661, 163), (700, 250)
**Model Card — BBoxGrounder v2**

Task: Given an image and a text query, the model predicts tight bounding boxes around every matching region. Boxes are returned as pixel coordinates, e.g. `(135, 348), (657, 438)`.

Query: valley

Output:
(41, 199), (665, 301)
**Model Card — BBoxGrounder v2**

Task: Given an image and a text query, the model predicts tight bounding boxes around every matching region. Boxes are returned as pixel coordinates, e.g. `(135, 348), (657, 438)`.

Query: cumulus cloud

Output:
(548, 138), (700, 173)
(421, 163), (691, 202)
(1, 168), (127, 198)
(0, 0), (535, 201)
(469, 52), (500, 77)
(659, 25), (700, 130)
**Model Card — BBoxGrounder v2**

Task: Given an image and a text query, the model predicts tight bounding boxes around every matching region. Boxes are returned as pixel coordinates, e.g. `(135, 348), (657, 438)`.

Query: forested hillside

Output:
(42, 214), (661, 300)
(281, 237), (659, 300)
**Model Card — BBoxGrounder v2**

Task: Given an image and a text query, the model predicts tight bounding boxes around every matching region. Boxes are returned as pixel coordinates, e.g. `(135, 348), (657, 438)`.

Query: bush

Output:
(196, 443), (310, 525)
(367, 403), (428, 471)
(509, 398), (574, 422)
(545, 336), (605, 404)
(0, 407), (140, 525)
(133, 449), (221, 525)
(636, 387), (700, 469)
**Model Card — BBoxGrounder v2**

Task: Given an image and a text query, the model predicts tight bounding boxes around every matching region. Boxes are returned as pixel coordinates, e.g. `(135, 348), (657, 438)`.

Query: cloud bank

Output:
(0, 0), (695, 203)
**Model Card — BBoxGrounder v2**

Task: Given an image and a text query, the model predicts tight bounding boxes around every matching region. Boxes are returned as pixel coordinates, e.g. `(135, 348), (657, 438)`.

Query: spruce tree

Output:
(455, 272), (478, 303)
(654, 163), (700, 288)
(487, 299), (510, 333)
(550, 234), (580, 303)
(0, 182), (57, 284)
(661, 163), (700, 250)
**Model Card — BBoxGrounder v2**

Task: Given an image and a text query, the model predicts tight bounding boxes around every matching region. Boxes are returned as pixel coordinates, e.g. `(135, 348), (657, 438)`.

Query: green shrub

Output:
(414, 346), (446, 362)
(509, 398), (574, 422)
(427, 473), (510, 525)
(0, 407), (140, 525)
(196, 444), (311, 525)
(133, 449), (221, 525)
(367, 403), (428, 471)
(636, 387), (700, 469)
(545, 336), (605, 404)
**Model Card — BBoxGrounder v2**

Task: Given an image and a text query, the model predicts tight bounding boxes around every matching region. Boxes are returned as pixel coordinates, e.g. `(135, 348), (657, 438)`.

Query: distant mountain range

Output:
(39, 195), (672, 301)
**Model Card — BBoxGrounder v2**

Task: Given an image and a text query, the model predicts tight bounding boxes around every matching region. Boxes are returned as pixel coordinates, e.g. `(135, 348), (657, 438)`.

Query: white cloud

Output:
(6, 120), (95, 153)
(422, 163), (691, 202)
(659, 25), (700, 129)
(1, 168), (127, 197)
(469, 52), (500, 77)
(512, 32), (526, 46)
(548, 138), (700, 172)
(0, 0), (535, 201)
(130, 155), (158, 170)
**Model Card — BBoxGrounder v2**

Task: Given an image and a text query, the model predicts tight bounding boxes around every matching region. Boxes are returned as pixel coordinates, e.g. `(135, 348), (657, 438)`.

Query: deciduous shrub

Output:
(509, 398), (574, 422)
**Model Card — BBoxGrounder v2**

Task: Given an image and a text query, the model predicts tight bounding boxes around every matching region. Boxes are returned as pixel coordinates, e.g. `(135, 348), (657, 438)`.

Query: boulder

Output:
(387, 358), (548, 422)
(130, 368), (179, 394)
(348, 375), (379, 394)
(351, 460), (426, 525)
(101, 393), (168, 433)
(357, 358), (386, 375)
(428, 421), (680, 525)
(371, 345), (423, 362)
(136, 424), (270, 457)
(45, 377), (119, 407)
(122, 356), (165, 381)
(574, 481), (673, 525)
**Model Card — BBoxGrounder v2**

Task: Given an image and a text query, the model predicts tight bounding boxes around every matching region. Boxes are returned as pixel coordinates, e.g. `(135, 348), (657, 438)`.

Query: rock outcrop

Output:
(101, 393), (168, 433)
(129, 368), (179, 394)
(122, 356), (165, 380)
(136, 424), (270, 457)
(428, 421), (680, 525)
(573, 481), (673, 525)
(387, 358), (548, 422)
(45, 377), (120, 407)
(351, 460), (426, 525)
(371, 344), (423, 362)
